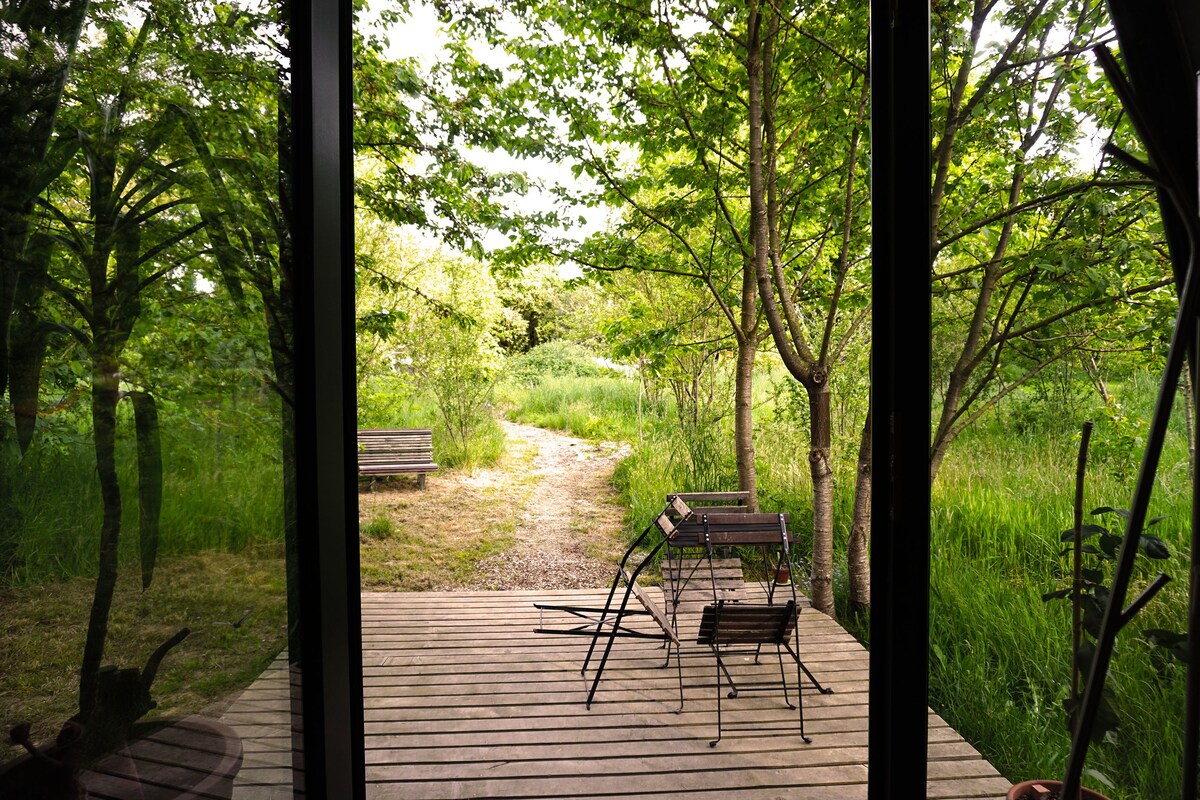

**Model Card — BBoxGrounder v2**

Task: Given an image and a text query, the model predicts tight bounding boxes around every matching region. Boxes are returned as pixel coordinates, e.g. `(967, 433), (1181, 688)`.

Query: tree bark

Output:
(847, 398), (871, 619)
(807, 378), (835, 616)
(733, 333), (758, 511)
(79, 349), (122, 717)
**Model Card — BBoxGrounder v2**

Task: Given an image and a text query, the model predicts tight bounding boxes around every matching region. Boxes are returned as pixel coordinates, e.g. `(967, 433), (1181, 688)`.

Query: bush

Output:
(505, 342), (607, 386)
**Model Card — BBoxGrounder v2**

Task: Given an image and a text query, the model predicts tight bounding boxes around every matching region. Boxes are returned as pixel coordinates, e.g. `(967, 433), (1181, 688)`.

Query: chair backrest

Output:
(655, 495), (694, 540)
(696, 600), (797, 646)
(667, 491), (751, 515)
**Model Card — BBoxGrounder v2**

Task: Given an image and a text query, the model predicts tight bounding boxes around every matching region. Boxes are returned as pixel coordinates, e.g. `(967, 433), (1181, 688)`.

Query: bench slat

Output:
(357, 428), (437, 485)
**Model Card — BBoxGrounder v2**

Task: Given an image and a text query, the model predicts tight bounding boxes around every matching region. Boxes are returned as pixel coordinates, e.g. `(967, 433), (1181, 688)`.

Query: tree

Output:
(432, 0), (873, 616)
(0, 0), (91, 439)
(31, 5), (206, 734)
(355, 224), (503, 455)
(928, 0), (1172, 481)
(741, 1), (871, 617)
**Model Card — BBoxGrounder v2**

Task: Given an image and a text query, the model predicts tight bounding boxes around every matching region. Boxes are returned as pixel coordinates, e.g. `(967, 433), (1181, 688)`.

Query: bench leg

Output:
(417, 473), (426, 490)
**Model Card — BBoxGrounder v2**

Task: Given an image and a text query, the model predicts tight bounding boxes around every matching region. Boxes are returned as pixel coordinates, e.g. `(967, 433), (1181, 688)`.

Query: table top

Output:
(667, 512), (793, 547)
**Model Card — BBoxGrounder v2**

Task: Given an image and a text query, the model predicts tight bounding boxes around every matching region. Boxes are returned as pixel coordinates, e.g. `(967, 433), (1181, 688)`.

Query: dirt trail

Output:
(357, 421), (629, 591)
(471, 421), (629, 589)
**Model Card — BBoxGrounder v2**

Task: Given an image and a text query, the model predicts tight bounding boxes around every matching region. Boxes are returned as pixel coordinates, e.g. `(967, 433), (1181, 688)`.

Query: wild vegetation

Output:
(1, 0), (1193, 798)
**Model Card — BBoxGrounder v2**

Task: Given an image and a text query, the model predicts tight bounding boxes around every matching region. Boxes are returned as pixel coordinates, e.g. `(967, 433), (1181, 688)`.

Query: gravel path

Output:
(357, 420), (630, 591)
(470, 421), (629, 590)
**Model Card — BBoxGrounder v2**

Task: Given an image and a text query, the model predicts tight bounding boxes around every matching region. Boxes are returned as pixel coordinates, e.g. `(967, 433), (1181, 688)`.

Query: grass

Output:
(1, 414), (284, 586)
(499, 375), (649, 442)
(928, 414), (1192, 800)
(356, 432), (537, 590)
(0, 402), (289, 762)
(0, 548), (288, 760)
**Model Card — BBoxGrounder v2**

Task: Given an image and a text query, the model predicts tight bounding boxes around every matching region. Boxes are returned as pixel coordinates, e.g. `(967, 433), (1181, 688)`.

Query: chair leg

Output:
(785, 642), (834, 695)
(792, 645), (812, 744)
(709, 646), (723, 747)
(777, 645), (795, 710)
(674, 640), (684, 714)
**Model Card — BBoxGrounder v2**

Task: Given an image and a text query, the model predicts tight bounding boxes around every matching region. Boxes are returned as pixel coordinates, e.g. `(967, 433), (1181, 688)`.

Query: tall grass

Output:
(929, 409), (1192, 800)
(1, 405), (285, 587)
(500, 375), (652, 443)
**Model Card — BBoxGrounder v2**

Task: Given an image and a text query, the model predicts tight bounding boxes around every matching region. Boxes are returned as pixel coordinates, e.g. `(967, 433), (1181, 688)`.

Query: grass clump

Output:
(501, 374), (648, 442)
(361, 515), (394, 539)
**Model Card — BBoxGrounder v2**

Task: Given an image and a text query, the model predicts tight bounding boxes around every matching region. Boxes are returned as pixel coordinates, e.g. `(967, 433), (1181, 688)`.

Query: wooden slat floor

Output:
(222, 656), (300, 800)
(223, 589), (1011, 800)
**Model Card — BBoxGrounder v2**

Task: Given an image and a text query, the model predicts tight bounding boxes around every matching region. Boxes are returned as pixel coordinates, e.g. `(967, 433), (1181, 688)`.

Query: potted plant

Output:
(1020, 421), (1178, 800)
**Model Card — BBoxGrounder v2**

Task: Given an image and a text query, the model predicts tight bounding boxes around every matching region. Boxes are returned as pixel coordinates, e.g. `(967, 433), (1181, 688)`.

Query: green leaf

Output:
(1084, 768), (1116, 790)
(1060, 524), (1108, 541)
(1091, 506), (1130, 520)
(1138, 534), (1171, 559)
(1098, 533), (1122, 558)
(1082, 596), (1106, 638)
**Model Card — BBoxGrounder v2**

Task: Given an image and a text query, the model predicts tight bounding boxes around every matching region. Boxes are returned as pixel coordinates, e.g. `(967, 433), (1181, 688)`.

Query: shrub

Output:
(505, 342), (606, 386)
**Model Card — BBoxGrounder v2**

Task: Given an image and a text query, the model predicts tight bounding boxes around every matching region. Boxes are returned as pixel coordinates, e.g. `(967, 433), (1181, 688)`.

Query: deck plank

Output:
(222, 588), (1009, 799)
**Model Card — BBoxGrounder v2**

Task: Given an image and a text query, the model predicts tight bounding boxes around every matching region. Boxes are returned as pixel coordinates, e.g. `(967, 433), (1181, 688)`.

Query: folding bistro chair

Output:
(533, 495), (694, 708)
(680, 512), (832, 746)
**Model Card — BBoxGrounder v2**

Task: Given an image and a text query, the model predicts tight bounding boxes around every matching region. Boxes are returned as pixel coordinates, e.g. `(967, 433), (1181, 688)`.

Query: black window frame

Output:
(290, 0), (935, 796)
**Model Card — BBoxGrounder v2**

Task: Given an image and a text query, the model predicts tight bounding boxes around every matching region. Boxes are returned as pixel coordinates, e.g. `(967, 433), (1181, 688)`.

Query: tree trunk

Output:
(79, 348), (122, 718)
(733, 334), (758, 511)
(847, 399), (871, 620)
(807, 379), (835, 617)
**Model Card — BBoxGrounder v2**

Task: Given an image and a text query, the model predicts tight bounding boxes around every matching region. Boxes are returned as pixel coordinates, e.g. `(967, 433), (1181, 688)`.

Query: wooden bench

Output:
(357, 428), (438, 489)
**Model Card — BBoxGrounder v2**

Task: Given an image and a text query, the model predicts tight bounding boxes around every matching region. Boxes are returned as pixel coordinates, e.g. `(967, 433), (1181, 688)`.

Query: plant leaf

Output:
(1091, 506), (1130, 520)
(1098, 533), (1122, 558)
(1042, 587), (1072, 602)
(1138, 534), (1171, 559)
(1060, 524), (1109, 541)
(1083, 596), (1106, 638)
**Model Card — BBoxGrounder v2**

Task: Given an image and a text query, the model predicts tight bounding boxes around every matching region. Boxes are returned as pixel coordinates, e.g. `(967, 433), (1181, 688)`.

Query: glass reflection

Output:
(1, 1), (299, 797)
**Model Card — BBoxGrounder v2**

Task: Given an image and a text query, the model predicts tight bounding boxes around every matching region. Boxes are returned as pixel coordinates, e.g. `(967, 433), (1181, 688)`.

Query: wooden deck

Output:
(224, 589), (1010, 799)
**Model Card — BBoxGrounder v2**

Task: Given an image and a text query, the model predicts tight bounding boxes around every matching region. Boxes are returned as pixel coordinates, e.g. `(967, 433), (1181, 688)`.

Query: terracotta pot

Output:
(1007, 779), (1111, 800)
(774, 565), (791, 585)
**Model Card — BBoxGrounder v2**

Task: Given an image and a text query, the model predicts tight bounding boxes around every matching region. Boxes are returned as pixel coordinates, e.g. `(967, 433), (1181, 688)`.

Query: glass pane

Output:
(1, 1), (301, 797)
(929, 3), (1187, 798)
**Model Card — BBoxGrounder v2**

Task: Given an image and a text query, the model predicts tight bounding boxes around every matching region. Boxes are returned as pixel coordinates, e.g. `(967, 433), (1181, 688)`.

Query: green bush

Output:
(505, 342), (608, 386)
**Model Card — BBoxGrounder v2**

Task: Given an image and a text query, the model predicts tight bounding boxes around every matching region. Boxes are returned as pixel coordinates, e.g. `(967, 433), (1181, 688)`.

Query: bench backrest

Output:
(357, 429), (434, 465)
(670, 512), (792, 548)
(666, 491), (751, 516)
